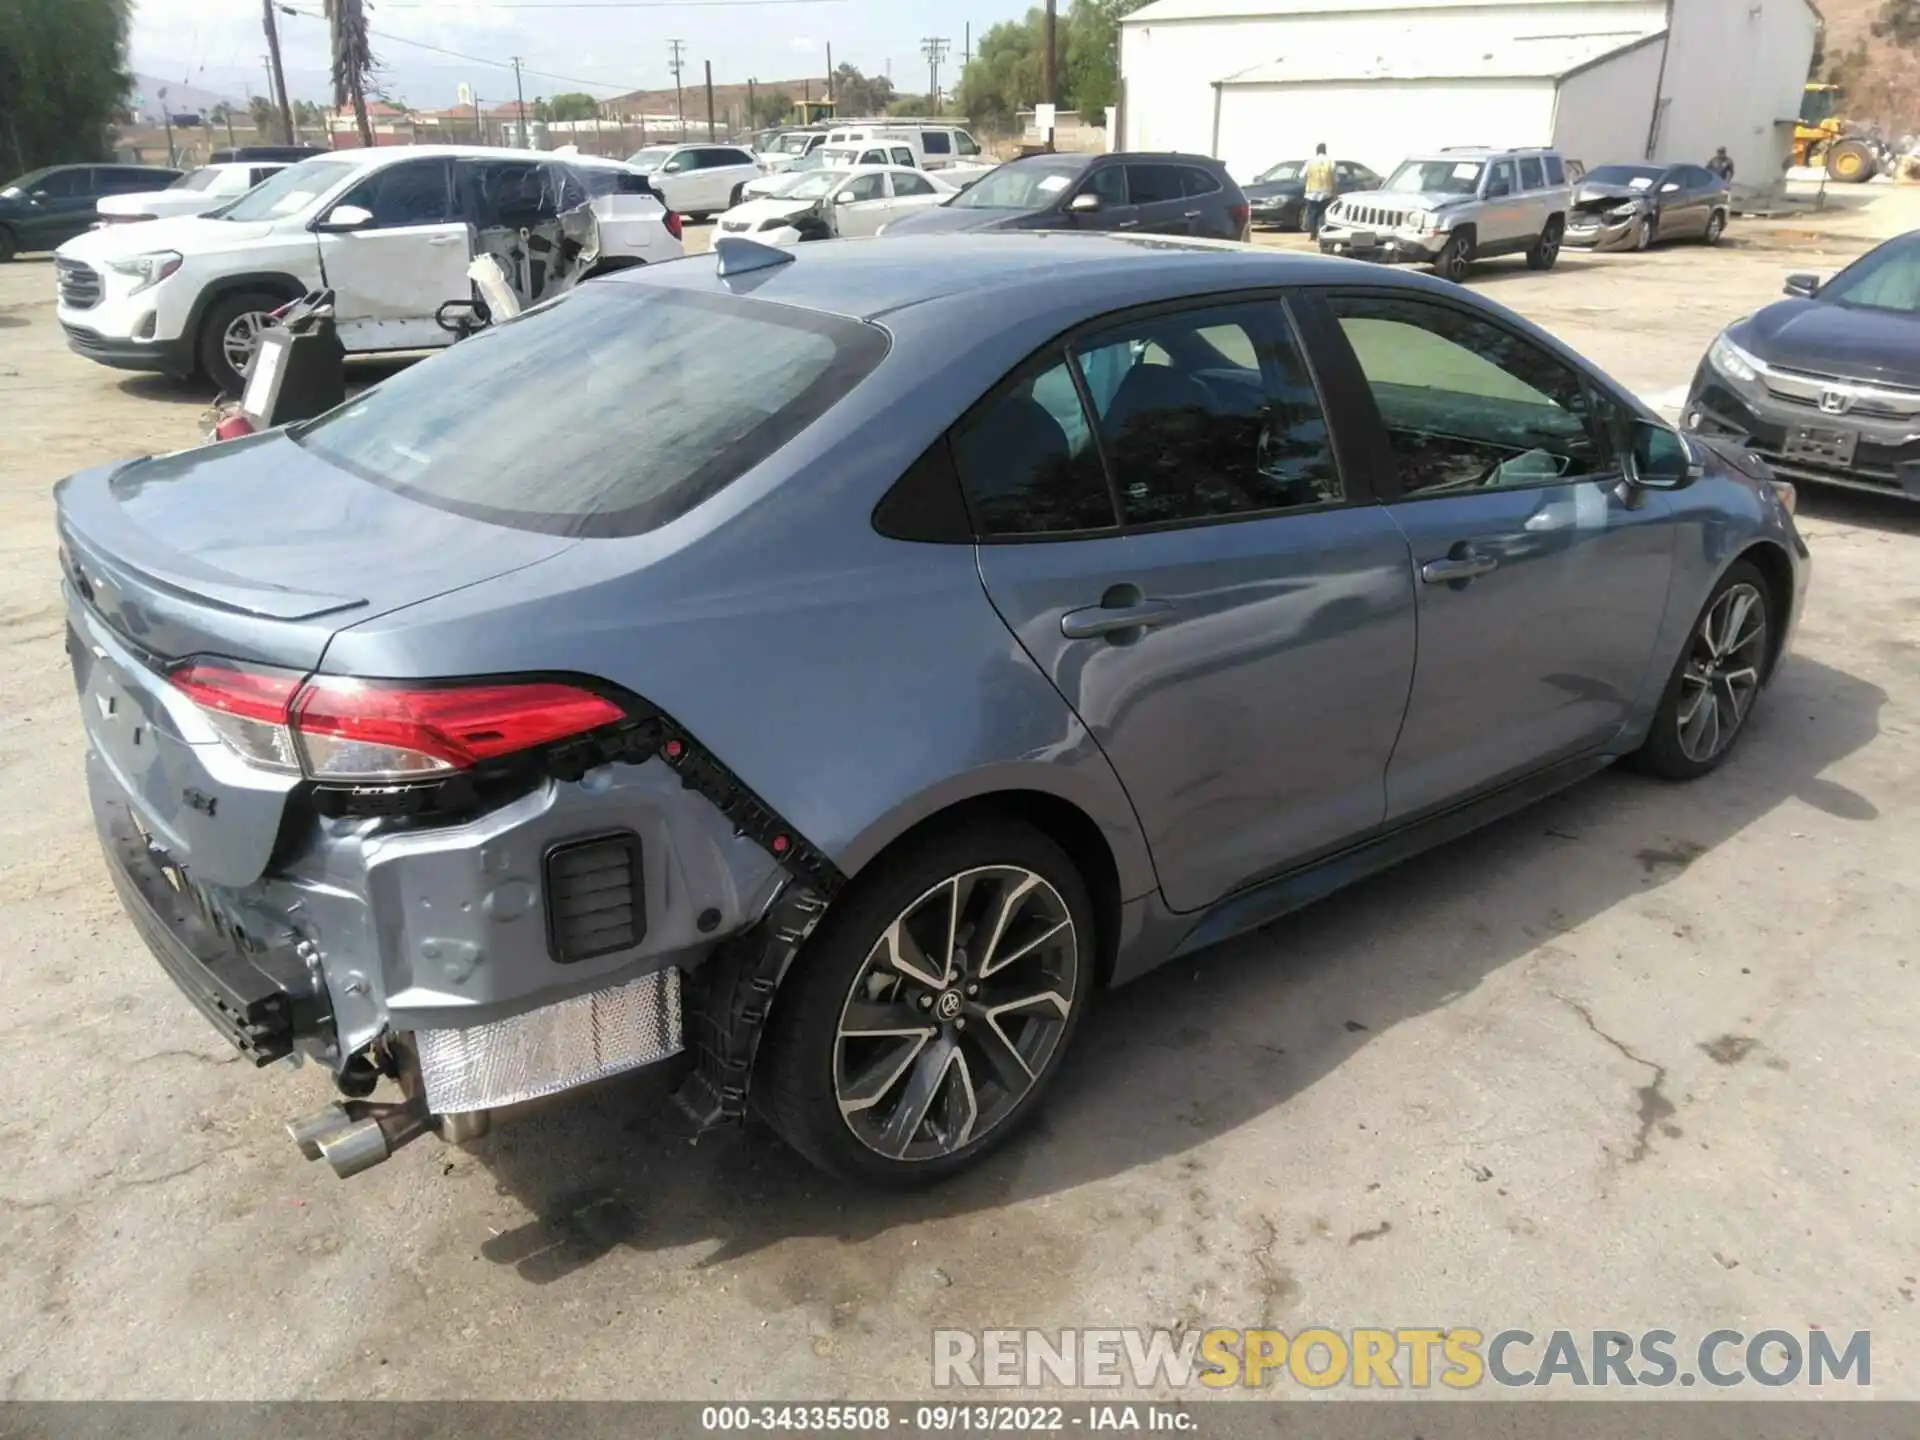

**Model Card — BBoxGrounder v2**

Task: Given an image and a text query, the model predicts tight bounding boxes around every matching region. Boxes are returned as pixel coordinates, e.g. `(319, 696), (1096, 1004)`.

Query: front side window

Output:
(1329, 293), (1617, 495)
(1483, 160), (1516, 198)
(859, 149), (887, 165)
(921, 131), (952, 155)
(890, 147), (915, 167)
(35, 169), (92, 198)
(1081, 166), (1127, 206)
(337, 158), (454, 227)
(294, 287), (888, 538)
(956, 131), (981, 156)
(952, 359), (1117, 537)
(840, 173), (886, 203)
(1071, 303), (1341, 524)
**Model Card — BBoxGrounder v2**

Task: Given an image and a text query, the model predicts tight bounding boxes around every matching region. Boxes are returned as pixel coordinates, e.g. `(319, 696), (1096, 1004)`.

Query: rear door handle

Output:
(1420, 552), (1499, 584)
(1061, 599), (1177, 640)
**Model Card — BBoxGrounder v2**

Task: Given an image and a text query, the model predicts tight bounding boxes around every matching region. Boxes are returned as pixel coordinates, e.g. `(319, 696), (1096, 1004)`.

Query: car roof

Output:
(617, 231), (1412, 322)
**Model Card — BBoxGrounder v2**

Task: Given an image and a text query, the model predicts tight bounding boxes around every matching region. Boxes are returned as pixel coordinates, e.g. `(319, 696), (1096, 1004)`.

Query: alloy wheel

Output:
(1705, 212), (1724, 244)
(1676, 582), (1768, 764)
(222, 310), (272, 379)
(833, 865), (1078, 1162)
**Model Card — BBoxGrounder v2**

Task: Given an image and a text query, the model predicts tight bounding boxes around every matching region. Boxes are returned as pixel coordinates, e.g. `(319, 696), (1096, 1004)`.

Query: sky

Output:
(129, 0), (1039, 112)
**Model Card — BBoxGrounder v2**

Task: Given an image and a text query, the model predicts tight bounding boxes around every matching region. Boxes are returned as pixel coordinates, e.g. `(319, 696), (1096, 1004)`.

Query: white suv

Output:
(54, 145), (682, 394)
(622, 143), (762, 217)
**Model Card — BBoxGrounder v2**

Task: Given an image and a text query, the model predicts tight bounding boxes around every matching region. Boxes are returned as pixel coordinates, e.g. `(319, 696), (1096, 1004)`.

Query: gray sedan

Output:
(57, 233), (1807, 1187)
(1566, 162), (1732, 251)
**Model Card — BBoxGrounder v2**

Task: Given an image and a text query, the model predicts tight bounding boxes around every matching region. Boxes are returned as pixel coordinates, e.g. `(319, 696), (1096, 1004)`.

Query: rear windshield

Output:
(293, 286), (888, 537)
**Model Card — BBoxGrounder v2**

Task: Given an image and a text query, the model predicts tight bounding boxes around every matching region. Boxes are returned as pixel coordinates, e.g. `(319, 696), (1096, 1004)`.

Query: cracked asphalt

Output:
(1, 193), (1917, 1401)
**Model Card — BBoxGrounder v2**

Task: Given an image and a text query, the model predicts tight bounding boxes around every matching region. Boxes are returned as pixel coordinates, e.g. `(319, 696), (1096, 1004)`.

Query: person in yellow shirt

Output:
(1303, 143), (1337, 238)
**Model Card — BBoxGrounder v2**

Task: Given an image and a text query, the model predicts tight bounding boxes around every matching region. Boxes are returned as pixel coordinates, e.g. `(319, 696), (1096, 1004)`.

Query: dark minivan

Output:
(882, 151), (1250, 242)
(0, 163), (184, 259)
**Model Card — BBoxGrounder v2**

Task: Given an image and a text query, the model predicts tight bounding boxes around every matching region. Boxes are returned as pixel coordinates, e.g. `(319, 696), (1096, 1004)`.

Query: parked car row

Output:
(1, 163), (185, 260)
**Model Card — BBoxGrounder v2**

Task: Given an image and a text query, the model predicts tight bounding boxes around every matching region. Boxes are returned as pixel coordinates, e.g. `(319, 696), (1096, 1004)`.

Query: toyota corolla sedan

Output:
(58, 233), (1807, 1187)
(1685, 229), (1920, 501)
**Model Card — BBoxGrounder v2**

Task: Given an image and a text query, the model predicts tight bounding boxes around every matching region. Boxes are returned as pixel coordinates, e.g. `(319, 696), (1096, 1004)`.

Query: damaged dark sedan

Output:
(1565, 163), (1730, 252)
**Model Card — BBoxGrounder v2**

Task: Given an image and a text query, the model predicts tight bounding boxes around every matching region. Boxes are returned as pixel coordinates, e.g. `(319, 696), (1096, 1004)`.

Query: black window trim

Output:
(940, 287), (1376, 546)
(1302, 282), (1635, 505)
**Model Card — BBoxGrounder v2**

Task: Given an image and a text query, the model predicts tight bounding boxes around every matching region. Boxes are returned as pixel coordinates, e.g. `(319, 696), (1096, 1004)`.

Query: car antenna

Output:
(714, 236), (797, 278)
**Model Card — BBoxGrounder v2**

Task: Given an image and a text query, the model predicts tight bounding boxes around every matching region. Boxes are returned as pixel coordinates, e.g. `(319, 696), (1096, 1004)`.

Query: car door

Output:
(963, 296), (1418, 912)
(23, 168), (98, 248)
(1676, 165), (1720, 236)
(706, 147), (760, 210)
(830, 171), (892, 236)
(318, 156), (469, 352)
(1061, 163), (1134, 231)
(889, 146), (916, 169)
(652, 148), (697, 211)
(1177, 163), (1230, 238)
(1313, 289), (1676, 822)
(1477, 158), (1524, 248)
(1515, 153), (1547, 235)
(1651, 167), (1690, 240)
(1125, 162), (1192, 234)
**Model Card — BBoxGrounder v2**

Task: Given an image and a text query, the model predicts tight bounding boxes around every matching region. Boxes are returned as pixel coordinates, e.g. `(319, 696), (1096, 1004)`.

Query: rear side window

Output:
(892, 172), (937, 197)
(1544, 154), (1566, 185)
(859, 148), (887, 165)
(35, 169), (92, 197)
(1180, 166), (1221, 197)
(715, 148), (754, 167)
(921, 131), (952, 155)
(1126, 164), (1183, 205)
(293, 288), (888, 538)
(953, 359), (1118, 536)
(1071, 302), (1341, 523)
(1518, 155), (1544, 190)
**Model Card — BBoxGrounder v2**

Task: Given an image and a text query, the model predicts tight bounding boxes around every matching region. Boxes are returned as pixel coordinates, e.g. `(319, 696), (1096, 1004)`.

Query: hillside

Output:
(1814, 0), (1920, 134)
(601, 75), (826, 125)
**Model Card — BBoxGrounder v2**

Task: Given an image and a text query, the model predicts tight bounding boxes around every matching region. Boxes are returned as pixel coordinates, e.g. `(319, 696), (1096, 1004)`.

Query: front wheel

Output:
(196, 289), (286, 396)
(754, 820), (1097, 1186)
(1525, 217), (1562, 270)
(1634, 216), (1655, 251)
(1432, 231), (1472, 283)
(1632, 561), (1773, 781)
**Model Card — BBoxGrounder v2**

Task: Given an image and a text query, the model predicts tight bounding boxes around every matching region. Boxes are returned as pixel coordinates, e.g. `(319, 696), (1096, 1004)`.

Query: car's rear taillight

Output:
(664, 210), (684, 240)
(1229, 202), (1251, 236)
(293, 678), (626, 780)
(168, 661), (626, 781)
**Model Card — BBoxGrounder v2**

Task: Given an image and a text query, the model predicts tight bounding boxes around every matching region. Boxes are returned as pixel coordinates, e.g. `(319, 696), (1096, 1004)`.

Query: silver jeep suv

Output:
(1317, 147), (1573, 282)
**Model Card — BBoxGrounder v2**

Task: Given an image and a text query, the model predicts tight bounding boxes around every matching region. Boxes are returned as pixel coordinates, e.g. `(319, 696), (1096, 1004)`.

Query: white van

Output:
(824, 124), (985, 170)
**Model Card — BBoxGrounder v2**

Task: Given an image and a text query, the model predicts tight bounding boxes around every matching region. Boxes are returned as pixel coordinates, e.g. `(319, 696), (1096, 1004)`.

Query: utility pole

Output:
(964, 22), (971, 66)
(510, 56), (528, 146)
(159, 87), (176, 167)
(1043, 0), (1058, 107)
(826, 41), (834, 103)
(747, 78), (757, 131)
(668, 39), (686, 135)
(704, 60), (716, 140)
(261, 0), (294, 145)
(921, 36), (949, 114)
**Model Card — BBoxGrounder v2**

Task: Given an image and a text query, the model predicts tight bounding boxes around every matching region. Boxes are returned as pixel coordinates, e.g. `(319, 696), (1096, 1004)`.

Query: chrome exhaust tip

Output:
(286, 1099), (432, 1179)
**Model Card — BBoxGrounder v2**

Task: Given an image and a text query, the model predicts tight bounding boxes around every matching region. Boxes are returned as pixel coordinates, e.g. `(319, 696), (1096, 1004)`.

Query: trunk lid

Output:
(59, 432), (576, 886)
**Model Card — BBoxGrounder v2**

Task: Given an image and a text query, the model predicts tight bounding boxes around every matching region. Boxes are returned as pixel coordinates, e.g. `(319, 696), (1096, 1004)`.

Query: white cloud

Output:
(787, 36), (821, 52)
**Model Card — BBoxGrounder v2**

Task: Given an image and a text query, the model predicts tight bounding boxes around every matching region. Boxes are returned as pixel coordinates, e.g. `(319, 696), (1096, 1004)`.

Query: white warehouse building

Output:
(1118, 0), (1820, 194)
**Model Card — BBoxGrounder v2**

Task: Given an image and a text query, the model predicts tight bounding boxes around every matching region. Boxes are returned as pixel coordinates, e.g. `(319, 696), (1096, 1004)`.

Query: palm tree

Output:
(325, 0), (376, 147)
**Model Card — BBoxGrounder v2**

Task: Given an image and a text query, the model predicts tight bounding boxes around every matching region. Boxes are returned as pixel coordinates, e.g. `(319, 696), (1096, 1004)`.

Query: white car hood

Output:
(58, 212), (281, 260)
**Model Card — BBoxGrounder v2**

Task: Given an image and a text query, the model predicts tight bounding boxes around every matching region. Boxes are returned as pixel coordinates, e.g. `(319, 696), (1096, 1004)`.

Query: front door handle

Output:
(1061, 598), (1176, 640)
(1420, 551), (1499, 584)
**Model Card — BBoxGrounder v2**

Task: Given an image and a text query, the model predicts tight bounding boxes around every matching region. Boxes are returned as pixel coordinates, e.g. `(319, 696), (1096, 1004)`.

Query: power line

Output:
(920, 35), (949, 113)
(667, 38), (686, 121)
(277, 7), (642, 93)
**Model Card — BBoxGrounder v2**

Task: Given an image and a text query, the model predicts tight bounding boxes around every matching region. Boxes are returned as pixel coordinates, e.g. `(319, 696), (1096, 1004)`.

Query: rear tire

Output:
(729, 184), (745, 207)
(1433, 230), (1472, 283)
(1703, 209), (1726, 245)
(0, 225), (16, 263)
(1631, 560), (1774, 782)
(196, 288), (287, 396)
(754, 819), (1097, 1187)
(1525, 216), (1563, 270)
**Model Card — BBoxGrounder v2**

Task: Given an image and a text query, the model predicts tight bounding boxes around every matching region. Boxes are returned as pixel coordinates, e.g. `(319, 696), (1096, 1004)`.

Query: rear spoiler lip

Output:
(57, 460), (367, 624)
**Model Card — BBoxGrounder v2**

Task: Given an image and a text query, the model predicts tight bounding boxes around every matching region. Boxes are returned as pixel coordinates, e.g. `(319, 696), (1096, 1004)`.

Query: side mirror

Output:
(1485, 181), (1511, 198)
(661, 160), (685, 174)
(1068, 192), (1102, 214)
(833, 191), (856, 205)
(1783, 272), (1821, 298)
(314, 203), (373, 232)
(29, 190), (50, 204)
(1659, 181), (1680, 192)
(1630, 418), (1704, 490)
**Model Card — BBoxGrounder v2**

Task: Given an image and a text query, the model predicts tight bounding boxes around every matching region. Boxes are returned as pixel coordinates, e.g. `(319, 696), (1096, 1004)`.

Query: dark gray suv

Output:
(58, 233), (1806, 1187)
(882, 151), (1251, 241)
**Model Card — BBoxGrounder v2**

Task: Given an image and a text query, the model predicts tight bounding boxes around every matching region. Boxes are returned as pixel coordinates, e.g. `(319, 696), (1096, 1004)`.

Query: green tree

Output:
(751, 88), (793, 128)
(830, 64), (894, 118)
(248, 95), (276, 133)
(1872, 0), (1920, 46)
(1065, 0), (1152, 118)
(955, 0), (1151, 129)
(0, 0), (131, 174)
(544, 91), (600, 123)
(886, 93), (931, 117)
(955, 13), (1043, 130)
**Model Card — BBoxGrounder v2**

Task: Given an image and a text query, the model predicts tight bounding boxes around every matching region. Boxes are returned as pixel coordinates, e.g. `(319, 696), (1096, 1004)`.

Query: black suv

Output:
(882, 151), (1251, 241)
(0, 163), (183, 260)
